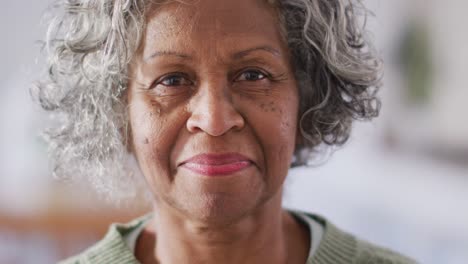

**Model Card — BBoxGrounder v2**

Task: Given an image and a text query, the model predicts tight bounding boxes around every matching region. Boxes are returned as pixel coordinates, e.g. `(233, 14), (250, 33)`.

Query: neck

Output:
(136, 190), (309, 264)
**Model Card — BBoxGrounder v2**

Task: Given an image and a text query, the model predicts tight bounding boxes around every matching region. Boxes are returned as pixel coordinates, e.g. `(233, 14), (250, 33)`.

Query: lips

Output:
(179, 153), (253, 176)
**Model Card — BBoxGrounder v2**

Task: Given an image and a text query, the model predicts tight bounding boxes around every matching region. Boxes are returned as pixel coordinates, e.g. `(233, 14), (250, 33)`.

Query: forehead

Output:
(141, 0), (285, 60)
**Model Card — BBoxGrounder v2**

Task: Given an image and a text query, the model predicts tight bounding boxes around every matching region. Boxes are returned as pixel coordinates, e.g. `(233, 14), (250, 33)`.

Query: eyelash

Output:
(152, 72), (193, 89)
(151, 68), (274, 90)
(235, 69), (270, 82)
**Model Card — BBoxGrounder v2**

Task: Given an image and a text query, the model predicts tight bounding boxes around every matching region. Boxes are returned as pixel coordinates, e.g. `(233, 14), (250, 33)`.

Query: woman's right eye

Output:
(148, 73), (194, 97)
(155, 73), (193, 88)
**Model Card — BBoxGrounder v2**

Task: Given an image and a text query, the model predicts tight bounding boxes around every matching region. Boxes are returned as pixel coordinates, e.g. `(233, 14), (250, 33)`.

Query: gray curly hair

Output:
(33, 0), (382, 202)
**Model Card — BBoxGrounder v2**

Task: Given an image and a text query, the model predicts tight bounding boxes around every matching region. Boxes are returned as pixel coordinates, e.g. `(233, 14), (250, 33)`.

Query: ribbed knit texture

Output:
(308, 218), (356, 263)
(59, 211), (417, 264)
(59, 217), (147, 264)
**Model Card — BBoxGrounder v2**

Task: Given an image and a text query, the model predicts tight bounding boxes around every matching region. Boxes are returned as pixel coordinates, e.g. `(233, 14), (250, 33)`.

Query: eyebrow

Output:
(232, 46), (281, 60)
(144, 45), (281, 62)
(144, 50), (192, 62)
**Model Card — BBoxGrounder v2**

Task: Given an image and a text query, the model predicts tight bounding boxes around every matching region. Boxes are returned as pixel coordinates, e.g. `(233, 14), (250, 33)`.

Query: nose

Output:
(186, 82), (245, 136)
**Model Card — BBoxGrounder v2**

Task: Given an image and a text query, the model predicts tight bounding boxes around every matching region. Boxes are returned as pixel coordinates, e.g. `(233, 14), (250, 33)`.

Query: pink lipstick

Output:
(180, 153), (252, 176)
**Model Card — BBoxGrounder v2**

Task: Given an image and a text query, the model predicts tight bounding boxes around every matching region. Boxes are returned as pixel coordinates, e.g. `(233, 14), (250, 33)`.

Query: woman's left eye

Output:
(236, 70), (268, 82)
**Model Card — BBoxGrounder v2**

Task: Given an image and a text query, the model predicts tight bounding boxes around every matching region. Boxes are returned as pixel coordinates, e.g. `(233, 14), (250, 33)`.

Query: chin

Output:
(174, 191), (269, 226)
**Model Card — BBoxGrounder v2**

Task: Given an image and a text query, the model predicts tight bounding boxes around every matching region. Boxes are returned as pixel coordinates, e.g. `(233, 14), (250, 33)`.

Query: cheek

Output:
(274, 103), (298, 163)
(259, 96), (298, 142)
(129, 99), (182, 181)
(129, 103), (161, 170)
(129, 96), (156, 144)
(248, 94), (299, 174)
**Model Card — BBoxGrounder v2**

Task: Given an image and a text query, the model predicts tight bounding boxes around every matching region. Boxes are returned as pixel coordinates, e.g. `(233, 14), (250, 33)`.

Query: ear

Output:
(119, 85), (133, 153)
(125, 123), (134, 153)
(117, 119), (134, 154)
(295, 115), (303, 147)
(290, 125), (302, 167)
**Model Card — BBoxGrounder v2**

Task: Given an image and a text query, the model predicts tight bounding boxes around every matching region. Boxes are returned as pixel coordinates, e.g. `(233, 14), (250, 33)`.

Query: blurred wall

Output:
(1, 0), (468, 263)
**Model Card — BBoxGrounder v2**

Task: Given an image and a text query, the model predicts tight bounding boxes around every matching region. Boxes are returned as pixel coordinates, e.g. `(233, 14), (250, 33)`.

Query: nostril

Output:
(186, 105), (245, 136)
(185, 85), (245, 135)
(187, 115), (243, 136)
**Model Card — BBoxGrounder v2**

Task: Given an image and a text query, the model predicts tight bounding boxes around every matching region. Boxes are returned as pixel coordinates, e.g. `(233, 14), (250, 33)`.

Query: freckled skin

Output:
(127, 1), (310, 263)
(129, 0), (299, 223)
(128, 0), (309, 264)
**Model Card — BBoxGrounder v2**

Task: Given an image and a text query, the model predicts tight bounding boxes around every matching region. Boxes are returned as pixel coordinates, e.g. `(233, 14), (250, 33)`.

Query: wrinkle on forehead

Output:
(136, 0), (287, 67)
(141, 2), (198, 58)
(144, 0), (278, 33)
(145, 2), (198, 37)
(144, 0), (280, 40)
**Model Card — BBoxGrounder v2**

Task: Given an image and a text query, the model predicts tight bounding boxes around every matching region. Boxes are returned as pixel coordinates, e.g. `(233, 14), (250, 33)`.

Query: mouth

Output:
(179, 153), (253, 176)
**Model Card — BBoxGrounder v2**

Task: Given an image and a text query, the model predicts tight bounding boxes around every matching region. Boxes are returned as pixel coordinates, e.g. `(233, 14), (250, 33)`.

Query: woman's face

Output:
(128, 0), (299, 222)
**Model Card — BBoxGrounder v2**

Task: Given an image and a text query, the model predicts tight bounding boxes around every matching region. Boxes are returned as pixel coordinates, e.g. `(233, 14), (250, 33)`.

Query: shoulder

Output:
(58, 214), (152, 264)
(354, 238), (417, 264)
(292, 211), (418, 264)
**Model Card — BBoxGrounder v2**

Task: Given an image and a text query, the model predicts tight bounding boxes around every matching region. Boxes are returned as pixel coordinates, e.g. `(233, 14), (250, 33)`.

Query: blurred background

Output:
(1, 0), (467, 263)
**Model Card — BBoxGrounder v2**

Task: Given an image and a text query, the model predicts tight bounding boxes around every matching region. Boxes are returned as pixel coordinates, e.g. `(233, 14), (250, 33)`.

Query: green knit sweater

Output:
(59, 211), (417, 264)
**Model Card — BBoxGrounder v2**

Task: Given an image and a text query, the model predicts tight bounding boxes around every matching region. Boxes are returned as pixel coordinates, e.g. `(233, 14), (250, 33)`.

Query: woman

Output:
(35, 0), (416, 263)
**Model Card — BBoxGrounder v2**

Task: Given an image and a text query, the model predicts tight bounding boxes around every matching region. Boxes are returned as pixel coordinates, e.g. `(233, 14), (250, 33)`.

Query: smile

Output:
(180, 153), (253, 176)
